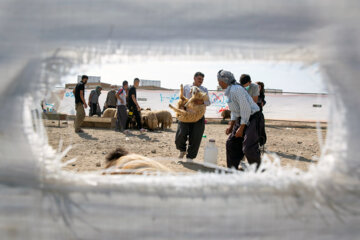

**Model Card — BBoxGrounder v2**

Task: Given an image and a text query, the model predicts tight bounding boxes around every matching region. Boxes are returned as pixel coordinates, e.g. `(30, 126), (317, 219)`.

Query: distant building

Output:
(140, 79), (161, 88)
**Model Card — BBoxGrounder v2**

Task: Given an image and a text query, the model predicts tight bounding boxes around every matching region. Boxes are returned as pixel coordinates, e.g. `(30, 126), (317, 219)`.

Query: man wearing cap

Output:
(175, 72), (210, 161)
(217, 70), (262, 170)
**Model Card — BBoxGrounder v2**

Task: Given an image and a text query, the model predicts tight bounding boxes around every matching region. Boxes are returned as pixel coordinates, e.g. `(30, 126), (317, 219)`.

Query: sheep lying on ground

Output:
(221, 110), (231, 120)
(169, 84), (209, 123)
(102, 108), (117, 118)
(141, 110), (158, 130)
(103, 147), (172, 175)
(154, 110), (172, 129)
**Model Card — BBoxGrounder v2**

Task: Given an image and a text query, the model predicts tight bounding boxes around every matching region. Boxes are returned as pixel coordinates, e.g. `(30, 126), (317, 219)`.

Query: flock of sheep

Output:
(102, 108), (173, 130)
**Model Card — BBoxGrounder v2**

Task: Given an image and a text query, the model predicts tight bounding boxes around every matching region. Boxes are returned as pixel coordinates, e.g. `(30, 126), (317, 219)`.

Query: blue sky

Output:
(61, 60), (327, 93)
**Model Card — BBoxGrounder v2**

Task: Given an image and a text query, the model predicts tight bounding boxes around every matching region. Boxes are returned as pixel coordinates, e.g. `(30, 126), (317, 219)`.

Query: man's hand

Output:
(235, 124), (246, 138)
(137, 105), (141, 111)
(226, 127), (233, 135)
(84, 103), (88, 109)
(226, 120), (235, 135)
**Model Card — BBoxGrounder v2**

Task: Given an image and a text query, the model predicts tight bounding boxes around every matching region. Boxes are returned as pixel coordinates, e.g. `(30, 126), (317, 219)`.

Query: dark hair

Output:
(81, 75), (89, 81)
(240, 74), (251, 85)
(123, 80), (128, 86)
(194, 72), (205, 78)
(134, 78), (140, 83)
(256, 81), (265, 95)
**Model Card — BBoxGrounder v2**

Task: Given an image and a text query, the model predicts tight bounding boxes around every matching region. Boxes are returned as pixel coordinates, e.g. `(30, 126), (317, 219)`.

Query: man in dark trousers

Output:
(73, 75), (88, 133)
(115, 80), (129, 133)
(126, 78), (145, 132)
(217, 70), (262, 170)
(175, 72), (210, 161)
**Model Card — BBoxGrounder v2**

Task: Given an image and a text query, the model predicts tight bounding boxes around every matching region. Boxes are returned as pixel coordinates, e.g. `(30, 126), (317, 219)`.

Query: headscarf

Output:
(217, 70), (236, 85)
(96, 86), (102, 95)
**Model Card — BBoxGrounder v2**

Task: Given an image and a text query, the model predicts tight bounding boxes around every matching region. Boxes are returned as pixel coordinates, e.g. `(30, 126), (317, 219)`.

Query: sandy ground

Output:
(45, 118), (327, 174)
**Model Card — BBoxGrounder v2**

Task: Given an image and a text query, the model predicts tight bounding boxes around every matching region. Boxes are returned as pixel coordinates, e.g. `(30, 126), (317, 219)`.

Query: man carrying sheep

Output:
(175, 72), (211, 161)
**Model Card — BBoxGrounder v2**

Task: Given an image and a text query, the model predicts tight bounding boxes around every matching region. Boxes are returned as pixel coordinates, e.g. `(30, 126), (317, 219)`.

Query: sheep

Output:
(169, 84), (209, 123)
(102, 108), (117, 118)
(154, 110), (172, 129)
(221, 110), (231, 120)
(103, 147), (172, 175)
(141, 110), (158, 130)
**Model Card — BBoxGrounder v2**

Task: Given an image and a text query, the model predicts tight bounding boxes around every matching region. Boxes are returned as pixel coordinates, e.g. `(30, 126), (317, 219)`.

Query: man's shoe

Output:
(186, 158), (193, 163)
(140, 128), (146, 133)
(178, 151), (186, 159)
(75, 129), (84, 133)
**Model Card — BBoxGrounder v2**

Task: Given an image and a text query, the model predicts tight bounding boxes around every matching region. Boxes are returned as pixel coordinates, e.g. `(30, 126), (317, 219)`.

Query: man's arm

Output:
(252, 85), (260, 103)
(252, 96), (258, 103)
(131, 94), (140, 110)
(234, 90), (251, 138)
(80, 90), (87, 108)
(116, 91), (124, 104)
(88, 91), (93, 106)
(226, 120), (235, 135)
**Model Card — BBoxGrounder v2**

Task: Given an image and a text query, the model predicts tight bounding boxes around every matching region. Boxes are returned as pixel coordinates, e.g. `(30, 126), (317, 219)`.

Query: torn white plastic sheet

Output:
(0, 0), (360, 239)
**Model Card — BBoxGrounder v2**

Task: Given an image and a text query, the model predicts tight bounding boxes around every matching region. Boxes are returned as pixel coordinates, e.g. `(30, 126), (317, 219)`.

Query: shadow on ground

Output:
(269, 151), (317, 163)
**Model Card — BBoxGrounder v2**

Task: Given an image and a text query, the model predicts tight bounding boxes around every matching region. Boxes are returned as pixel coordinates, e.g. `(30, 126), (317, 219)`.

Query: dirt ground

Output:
(45, 118), (327, 173)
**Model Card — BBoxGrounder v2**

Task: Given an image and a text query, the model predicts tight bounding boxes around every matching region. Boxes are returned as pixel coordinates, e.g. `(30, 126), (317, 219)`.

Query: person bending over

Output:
(217, 70), (262, 170)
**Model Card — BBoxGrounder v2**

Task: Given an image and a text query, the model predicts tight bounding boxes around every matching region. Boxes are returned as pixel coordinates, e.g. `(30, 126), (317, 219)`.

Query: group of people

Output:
(175, 71), (266, 170)
(74, 70), (266, 171)
(73, 76), (146, 134)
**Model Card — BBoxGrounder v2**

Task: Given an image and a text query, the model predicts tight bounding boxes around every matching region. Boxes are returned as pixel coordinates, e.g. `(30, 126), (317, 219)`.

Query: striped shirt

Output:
(225, 84), (259, 125)
(116, 88), (127, 106)
(183, 84), (211, 106)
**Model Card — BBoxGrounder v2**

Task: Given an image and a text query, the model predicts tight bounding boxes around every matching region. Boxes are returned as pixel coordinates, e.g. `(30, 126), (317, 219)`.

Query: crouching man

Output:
(217, 70), (262, 170)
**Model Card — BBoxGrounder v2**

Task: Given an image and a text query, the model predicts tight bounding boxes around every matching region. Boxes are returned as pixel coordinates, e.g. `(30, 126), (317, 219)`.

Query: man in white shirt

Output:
(217, 70), (262, 170)
(175, 72), (211, 161)
(115, 80), (129, 132)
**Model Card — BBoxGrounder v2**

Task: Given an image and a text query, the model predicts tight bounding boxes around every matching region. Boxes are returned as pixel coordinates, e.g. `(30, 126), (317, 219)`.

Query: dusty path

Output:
(45, 119), (327, 173)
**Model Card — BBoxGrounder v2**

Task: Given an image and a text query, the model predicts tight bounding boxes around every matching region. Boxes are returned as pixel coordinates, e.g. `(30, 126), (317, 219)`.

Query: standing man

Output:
(126, 78), (145, 132)
(115, 80), (129, 133)
(175, 72), (211, 161)
(241, 74), (267, 147)
(217, 70), (261, 170)
(239, 74), (259, 103)
(103, 86), (117, 113)
(73, 75), (88, 133)
(88, 86), (102, 117)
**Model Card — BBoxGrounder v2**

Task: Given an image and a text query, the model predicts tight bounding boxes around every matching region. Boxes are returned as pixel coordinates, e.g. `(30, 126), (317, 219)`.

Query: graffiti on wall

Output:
(209, 92), (229, 113)
(160, 93), (179, 104)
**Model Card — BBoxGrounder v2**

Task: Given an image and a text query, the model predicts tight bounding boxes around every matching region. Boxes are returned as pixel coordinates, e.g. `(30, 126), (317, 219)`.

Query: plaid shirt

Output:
(225, 84), (259, 125)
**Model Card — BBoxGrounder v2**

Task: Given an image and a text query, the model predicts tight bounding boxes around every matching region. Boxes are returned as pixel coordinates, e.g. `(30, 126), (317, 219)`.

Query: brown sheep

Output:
(221, 110), (231, 120)
(141, 110), (158, 130)
(154, 110), (172, 129)
(102, 108), (117, 118)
